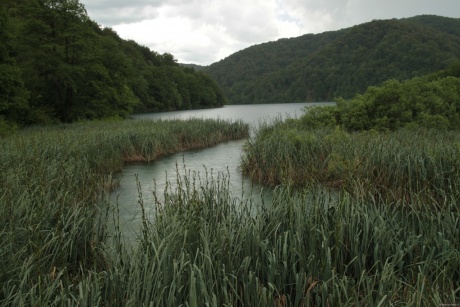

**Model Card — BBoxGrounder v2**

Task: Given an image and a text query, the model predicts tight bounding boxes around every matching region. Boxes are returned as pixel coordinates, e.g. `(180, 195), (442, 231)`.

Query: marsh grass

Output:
(0, 118), (248, 306)
(1, 117), (458, 305)
(12, 166), (455, 306)
(142, 168), (459, 305)
(242, 119), (460, 203)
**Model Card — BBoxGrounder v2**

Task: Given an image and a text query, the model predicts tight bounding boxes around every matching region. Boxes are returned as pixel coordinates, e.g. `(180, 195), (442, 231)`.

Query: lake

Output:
(111, 102), (334, 240)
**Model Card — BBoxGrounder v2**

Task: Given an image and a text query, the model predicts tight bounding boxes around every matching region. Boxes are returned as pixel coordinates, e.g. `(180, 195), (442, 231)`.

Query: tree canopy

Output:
(0, 0), (226, 129)
(299, 65), (460, 131)
(204, 15), (460, 104)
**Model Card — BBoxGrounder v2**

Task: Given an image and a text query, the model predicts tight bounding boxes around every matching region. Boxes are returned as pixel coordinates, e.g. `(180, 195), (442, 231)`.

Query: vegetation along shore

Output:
(237, 67), (460, 305)
(1, 0), (459, 305)
(0, 118), (249, 305)
(1, 69), (459, 305)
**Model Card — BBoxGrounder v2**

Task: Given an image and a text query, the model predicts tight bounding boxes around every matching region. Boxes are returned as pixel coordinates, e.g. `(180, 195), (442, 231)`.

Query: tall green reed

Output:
(242, 119), (460, 204)
(2, 116), (458, 306)
(94, 167), (458, 305)
(0, 118), (248, 306)
(1, 160), (458, 305)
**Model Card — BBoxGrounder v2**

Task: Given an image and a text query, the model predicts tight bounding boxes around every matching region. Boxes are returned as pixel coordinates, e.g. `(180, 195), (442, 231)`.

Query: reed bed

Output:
(0, 118), (248, 306)
(3, 166), (457, 305)
(241, 119), (460, 203)
(131, 171), (458, 306)
(1, 117), (458, 305)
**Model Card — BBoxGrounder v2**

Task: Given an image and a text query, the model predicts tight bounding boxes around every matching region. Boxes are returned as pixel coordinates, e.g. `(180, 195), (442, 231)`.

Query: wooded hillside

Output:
(0, 0), (225, 129)
(204, 15), (460, 104)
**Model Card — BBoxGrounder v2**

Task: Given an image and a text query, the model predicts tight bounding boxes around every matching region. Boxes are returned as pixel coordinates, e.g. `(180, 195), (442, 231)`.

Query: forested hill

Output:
(0, 0), (225, 128)
(203, 15), (460, 104)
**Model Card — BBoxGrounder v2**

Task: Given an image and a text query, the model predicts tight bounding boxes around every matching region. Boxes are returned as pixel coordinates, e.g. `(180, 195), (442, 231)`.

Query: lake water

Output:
(111, 102), (334, 240)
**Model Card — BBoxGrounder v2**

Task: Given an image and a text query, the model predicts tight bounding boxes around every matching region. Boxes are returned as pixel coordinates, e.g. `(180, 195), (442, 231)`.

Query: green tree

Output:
(300, 70), (460, 131)
(15, 0), (91, 122)
(2, 0), (227, 125)
(0, 8), (29, 126)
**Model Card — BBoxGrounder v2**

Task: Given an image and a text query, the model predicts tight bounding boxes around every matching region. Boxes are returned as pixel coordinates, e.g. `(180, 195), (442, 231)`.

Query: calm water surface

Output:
(112, 103), (334, 239)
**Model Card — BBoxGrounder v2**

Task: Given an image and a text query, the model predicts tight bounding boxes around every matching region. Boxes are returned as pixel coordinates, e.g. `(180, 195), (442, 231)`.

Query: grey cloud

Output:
(81, 0), (163, 25)
(175, 48), (219, 65)
(192, 2), (279, 44)
(90, 9), (158, 26)
(83, 0), (163, 10)
(346, 0), (460, 20)
(284, 0), (349, 16)
(79, 0), (460, 64)
(281, 0), (460, 35)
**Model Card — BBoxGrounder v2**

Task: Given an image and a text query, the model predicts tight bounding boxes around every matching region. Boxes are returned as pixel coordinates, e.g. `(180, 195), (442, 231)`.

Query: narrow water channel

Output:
(111, 102), (334, 240)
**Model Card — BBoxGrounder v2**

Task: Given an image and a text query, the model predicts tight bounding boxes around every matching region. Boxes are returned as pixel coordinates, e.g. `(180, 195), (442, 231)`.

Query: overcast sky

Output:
(79, 0), (460, 66)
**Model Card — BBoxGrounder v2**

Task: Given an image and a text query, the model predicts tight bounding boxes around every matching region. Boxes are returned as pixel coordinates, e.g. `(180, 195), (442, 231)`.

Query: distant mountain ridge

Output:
(203, 15), (460, 104)
(180, 63), (206, 71)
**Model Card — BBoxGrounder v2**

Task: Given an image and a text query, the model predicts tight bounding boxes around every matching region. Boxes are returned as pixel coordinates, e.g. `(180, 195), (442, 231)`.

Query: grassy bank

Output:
(0, 118), (248, 305)
(126, 173), (459, 306)
(1, 117), (458, 305)
(2, 165), (457, 305)
(242, 119), (460, 203)
(238, 117), (460, 304)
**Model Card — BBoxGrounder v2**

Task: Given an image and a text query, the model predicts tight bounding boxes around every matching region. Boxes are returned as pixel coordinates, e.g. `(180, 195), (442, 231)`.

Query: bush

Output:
(0, 116), (16, 137)
(300, 74), (460, 131)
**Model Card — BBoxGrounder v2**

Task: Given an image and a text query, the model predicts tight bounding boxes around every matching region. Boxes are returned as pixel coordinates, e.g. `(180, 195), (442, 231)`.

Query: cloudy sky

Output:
(79, 0), (460, 65)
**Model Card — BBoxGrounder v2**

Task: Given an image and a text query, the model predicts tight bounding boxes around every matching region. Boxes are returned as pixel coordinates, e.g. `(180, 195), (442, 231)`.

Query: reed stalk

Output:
(242, 119), (460, 204)
(1, 118), (458, 305)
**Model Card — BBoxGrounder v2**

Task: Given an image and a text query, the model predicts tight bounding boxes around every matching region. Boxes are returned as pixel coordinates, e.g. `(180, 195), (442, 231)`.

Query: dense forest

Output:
(0, 0), (226, 130)
(3, 1), (460, 132)
(299, 64), (460, 131)
(204, 15), (460, 104)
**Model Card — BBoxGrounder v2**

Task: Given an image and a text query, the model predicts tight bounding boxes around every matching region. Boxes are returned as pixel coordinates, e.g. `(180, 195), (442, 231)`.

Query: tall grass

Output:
(242, 119), (460, 203)
(1, 117), (458, 305)
(4, 165), (457, 305)
(0, 118), (248, 306)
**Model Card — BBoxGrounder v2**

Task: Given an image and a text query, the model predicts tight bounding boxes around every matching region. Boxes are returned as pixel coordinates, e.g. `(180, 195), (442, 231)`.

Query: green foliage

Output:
(0, 118), (249, 304)
(237, 69), (460, 303)
(1, 0), (225, 126)
(0, 8), (30, 125)
(204, 15), (460, 104)
(1, 121), (458, 305)
(299, 105), (338, 129)
(119, 171), (459, 306)
(405, 14), (460, 38)
(204, 30), (345, 104)
(300, 71), (460, 131)
(242, 118), (460, 205)
(0, 116), (17, 137)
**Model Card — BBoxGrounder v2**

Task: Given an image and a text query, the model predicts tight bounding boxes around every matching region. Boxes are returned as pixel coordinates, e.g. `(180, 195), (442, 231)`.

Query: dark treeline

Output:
(0, 0), (225, 129)
(204, 15), (460, 104)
